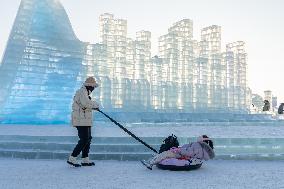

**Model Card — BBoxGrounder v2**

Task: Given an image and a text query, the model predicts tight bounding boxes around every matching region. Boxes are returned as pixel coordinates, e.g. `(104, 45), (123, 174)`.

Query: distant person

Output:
(141, 135), (215, 170)
(263, 100), (270, 111)
(278, 103), (284, 114)
(67, 77), (99, 167)
(251, 104), (257, 113)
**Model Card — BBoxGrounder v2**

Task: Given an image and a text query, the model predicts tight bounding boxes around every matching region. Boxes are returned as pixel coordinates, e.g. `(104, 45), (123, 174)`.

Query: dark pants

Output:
(71, 126), (92, 158)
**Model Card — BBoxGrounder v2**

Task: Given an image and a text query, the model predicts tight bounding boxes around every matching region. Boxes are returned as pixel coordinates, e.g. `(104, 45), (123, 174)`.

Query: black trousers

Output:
(71, 126), (92, 158)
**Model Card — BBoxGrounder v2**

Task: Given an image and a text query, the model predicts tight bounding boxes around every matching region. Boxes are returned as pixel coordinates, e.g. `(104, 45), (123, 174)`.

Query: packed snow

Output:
(0, 158), (283, 189)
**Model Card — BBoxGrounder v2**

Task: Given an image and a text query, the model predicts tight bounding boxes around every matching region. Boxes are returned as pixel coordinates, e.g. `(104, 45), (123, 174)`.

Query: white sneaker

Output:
(81, 157), (95, 166)
(189, 158), (202, 165)
(67, 156), (81, 167)
(141, 160), (153, 170)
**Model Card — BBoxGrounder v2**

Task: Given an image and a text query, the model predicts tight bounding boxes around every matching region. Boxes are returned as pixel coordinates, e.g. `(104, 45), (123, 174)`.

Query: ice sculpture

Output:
(0, 0), (86, 123)
(0, 0), (252, 124)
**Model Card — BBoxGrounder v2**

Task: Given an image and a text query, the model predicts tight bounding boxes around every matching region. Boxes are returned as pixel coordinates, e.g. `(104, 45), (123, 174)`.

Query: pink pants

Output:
(149, 151), (180, 165)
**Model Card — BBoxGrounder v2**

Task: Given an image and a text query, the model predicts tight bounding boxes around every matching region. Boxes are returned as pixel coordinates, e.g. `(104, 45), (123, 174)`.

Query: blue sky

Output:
(1, 0), (284, 102)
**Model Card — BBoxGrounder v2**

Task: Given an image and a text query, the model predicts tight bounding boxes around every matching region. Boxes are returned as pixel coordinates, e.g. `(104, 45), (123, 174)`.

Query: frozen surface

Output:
(0, 158), (283, 189)
(0, 122), (284, 138)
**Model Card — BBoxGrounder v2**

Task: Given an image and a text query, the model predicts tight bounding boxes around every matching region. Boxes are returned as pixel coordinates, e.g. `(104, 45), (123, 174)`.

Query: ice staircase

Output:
(0, 135), (284, 160)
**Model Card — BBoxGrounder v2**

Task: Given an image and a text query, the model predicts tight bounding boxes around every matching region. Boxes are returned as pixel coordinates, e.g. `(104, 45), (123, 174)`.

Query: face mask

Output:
(86, 86), (94, 92)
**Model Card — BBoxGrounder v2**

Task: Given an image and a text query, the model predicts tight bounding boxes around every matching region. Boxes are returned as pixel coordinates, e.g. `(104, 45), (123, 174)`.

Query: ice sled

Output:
(156, 158), (202, 171)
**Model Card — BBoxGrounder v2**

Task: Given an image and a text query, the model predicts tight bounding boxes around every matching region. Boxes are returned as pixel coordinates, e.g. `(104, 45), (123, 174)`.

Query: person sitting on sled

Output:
(141, 135), (215, 170)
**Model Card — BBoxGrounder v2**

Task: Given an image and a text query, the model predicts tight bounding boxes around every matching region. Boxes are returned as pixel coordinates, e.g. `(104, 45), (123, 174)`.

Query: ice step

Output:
(0, 135), (169, 144)
(1, 136), (284, 160)
(0, 142), (160, 152)
(0, 141), (283, 154)
(1, 149), (284, 161)
(0, 149), (152, 160)
(1, 135), (284, 145)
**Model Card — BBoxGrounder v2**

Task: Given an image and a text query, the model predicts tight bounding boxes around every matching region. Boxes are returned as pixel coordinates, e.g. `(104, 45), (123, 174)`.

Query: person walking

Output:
(67, 77), (99, 167)
(263, 100), (270, 112)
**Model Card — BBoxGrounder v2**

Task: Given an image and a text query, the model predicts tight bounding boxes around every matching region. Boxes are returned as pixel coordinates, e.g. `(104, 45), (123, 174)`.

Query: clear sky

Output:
(1, 0), (284, 102)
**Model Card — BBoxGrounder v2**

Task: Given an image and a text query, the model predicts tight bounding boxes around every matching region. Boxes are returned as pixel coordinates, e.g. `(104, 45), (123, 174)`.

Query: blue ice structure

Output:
(0, 0), (86, 124)
(0, 0), (276, 124)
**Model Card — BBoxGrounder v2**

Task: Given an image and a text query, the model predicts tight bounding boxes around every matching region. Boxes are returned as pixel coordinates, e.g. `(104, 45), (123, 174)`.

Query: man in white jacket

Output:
(67, 77), (99, 167)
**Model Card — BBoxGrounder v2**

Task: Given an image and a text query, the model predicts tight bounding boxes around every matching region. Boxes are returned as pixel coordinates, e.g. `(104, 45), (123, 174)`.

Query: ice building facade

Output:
(158, 23), (249, 113)
(0, 0), (250, 123)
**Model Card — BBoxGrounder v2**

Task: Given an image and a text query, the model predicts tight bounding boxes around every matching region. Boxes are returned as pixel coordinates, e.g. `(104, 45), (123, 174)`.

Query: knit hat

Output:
(197, 135), (214, 149)
(197, 135), (210, 142)
(84, 77), (98, 88)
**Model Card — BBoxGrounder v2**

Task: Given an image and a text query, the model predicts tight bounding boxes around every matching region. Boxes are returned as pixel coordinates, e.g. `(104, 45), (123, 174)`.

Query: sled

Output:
(156, 158), (203, 171)
(156, 163), (202, 171)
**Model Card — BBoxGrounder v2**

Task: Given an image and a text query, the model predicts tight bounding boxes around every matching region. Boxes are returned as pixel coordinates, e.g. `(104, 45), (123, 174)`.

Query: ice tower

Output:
(0, 0), (86, 123)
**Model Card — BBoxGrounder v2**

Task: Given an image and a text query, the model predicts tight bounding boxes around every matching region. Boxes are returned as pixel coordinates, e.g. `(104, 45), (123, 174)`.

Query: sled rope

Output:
(98, 110), (158, 153)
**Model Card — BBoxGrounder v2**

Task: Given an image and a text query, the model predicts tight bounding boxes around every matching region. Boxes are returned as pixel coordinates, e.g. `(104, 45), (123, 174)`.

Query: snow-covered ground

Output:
(1, 123), (284, 188)
(0, 122), (284, 138)
(0, 158), (283, 189)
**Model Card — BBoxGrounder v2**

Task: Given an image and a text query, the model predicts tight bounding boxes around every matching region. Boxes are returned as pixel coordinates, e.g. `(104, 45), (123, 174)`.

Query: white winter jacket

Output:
(71, 86), (99, 127)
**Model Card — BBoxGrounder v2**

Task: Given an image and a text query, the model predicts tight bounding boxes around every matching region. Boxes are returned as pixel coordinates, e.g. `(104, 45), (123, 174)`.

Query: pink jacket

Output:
(170, 142), (215, 161)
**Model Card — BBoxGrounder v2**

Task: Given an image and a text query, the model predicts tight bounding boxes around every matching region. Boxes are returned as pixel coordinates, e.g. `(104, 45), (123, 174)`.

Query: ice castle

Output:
(0, 0), (252, 124)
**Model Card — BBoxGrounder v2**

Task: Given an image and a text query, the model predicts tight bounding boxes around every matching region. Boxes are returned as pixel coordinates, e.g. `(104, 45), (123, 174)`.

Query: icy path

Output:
(0, 159), (283, 189)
